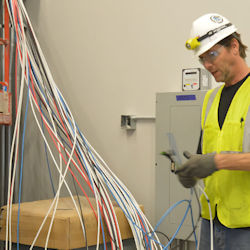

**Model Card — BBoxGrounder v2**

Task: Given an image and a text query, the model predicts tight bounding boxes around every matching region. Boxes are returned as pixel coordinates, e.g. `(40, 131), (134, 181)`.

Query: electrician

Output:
(178, 13), (250, 250)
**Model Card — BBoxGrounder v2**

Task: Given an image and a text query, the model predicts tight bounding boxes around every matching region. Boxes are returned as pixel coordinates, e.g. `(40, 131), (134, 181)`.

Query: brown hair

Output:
(218, 32), (248, 59)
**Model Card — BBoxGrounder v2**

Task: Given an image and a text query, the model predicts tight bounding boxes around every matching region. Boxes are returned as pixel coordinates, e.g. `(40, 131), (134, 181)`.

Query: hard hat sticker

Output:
(210, 15), (223, 23)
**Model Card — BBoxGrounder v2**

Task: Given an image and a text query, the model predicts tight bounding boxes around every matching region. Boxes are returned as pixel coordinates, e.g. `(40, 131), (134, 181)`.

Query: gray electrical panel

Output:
(155, 91), (207, 242)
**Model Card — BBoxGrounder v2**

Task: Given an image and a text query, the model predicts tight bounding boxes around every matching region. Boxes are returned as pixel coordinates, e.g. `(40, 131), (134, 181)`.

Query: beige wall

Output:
(24, 0), (250, 224)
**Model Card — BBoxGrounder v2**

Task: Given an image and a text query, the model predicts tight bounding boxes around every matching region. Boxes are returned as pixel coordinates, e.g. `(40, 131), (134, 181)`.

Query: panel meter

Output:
(182, 68), (211, 91)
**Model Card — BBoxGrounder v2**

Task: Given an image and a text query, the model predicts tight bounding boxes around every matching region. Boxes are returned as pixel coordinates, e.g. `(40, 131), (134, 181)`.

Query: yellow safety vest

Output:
(201, 76), (250, 228)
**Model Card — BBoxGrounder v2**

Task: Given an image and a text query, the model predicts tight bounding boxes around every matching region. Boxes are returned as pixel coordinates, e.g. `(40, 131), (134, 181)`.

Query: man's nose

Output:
(203, 60), (213, 70)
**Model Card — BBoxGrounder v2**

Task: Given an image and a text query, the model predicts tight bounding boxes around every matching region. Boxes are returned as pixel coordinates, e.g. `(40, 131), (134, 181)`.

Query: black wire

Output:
(142, 230), (171, 249)
(153, 230), (171, 242)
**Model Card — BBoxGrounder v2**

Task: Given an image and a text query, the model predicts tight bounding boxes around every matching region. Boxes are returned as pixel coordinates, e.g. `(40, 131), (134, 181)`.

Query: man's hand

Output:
(161, 150), (197, 188)
(176, 151), (217, 179)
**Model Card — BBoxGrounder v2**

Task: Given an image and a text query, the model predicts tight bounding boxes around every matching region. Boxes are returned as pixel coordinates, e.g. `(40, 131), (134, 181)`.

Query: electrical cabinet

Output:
(155, 91), (207, 241)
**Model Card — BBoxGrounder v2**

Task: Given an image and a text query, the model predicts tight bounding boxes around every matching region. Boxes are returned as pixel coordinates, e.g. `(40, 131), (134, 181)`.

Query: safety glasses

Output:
(199, 46), (223, 64)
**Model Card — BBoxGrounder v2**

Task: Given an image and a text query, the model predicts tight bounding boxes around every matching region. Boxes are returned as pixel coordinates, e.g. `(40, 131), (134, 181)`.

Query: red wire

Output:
(137, 211), (150, 249)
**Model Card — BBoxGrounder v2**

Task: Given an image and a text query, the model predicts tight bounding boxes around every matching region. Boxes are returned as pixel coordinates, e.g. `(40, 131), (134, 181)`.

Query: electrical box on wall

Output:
(155, 91), (207, 241)
(182, 68), (211, 91)
(121, 115), (136, 130)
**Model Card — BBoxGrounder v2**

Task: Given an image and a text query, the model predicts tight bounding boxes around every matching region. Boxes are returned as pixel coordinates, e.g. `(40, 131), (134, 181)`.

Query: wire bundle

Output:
(3, 0), (212, 249)
(4, 0), (163, 249)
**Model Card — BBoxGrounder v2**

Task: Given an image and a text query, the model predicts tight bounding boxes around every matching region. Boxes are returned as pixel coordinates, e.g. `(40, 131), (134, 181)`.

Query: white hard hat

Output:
(187, 13), (237, 56)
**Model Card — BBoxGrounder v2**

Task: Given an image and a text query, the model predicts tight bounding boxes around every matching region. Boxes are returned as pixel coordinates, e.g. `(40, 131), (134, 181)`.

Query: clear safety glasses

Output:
(199, 46), (223, 65)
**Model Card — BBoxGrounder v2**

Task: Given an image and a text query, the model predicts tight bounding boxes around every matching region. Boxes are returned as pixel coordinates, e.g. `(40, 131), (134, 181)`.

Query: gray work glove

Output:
(176, 151), (218, 179)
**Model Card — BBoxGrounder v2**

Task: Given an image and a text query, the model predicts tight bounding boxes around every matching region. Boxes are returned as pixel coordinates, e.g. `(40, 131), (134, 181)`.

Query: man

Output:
(179, 13), (250, 250)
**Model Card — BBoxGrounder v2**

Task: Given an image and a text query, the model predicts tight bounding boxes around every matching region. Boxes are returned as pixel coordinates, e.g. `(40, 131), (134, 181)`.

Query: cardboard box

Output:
(0, 196), (143, 249)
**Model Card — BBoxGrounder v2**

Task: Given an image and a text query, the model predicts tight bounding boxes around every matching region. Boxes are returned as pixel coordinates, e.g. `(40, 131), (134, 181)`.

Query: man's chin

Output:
(212, 73), (223, 83)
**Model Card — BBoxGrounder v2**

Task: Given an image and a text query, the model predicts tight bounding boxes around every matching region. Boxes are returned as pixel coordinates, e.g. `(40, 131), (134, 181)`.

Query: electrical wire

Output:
(4, 1), (148, 248)
(3, 1), (211, 250)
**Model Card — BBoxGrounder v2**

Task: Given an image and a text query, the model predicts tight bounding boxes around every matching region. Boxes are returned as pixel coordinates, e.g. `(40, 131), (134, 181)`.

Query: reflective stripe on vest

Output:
(201, 76), (250, 228)
(201, 86), (221, 151)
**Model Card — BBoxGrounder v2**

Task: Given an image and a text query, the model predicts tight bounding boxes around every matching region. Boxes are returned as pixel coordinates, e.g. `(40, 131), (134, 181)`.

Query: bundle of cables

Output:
(4, 0), (162, 249)
(3, 0), (213, 249)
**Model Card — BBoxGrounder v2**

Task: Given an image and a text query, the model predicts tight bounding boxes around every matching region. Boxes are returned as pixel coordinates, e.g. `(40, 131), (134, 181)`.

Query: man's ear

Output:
(230, 38), (240, 55)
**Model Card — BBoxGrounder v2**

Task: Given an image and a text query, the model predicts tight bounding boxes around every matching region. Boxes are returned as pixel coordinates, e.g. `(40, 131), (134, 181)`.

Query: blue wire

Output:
(17, 69), (30, 250)
(154, 199), (190, 232)
(153, 196), (198, 250)
(163, 201), (191, 250)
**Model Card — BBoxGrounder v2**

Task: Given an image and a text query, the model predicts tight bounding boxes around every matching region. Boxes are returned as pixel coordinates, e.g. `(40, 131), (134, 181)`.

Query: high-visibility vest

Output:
(201, 76), (250, 228)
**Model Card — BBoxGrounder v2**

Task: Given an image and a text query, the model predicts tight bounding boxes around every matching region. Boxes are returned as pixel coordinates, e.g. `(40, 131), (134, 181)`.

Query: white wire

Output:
(197, 184), (213, 250)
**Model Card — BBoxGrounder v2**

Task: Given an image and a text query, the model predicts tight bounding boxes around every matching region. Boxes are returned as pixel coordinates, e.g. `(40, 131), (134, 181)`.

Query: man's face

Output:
(199, 43), (235, 84)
